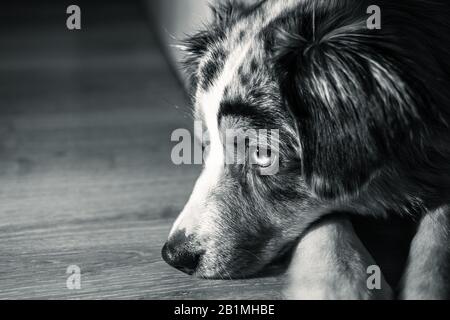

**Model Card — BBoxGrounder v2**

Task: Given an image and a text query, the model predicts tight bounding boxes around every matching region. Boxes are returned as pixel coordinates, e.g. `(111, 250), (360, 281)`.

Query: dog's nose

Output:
(161, 232), (202, 275)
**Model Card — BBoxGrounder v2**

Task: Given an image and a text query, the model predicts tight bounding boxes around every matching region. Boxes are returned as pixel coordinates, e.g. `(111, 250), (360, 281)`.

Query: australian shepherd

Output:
(162, 0), (450, 300)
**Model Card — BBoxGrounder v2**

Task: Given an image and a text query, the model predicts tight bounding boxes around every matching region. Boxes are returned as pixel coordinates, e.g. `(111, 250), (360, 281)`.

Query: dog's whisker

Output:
(235, 248), (264, 264)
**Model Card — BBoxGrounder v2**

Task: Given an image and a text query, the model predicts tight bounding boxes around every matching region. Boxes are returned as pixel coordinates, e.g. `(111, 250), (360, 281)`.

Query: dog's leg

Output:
(284, 215), (392, 300)
(399, 206), (450, 300)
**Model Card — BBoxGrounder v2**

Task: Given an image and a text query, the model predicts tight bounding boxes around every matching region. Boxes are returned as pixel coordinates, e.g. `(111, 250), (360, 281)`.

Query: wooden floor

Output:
(0, 2), (285, 299)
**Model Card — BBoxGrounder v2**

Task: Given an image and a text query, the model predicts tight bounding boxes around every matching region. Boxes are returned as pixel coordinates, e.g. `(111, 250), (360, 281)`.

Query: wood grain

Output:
(0, 2), (285, 299)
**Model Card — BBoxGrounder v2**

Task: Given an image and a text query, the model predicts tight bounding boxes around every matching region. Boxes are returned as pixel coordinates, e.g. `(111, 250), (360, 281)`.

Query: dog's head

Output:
(162, 0), (449, 278)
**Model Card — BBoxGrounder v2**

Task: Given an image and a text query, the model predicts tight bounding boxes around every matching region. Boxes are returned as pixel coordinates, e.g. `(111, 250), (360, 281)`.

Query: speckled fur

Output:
(166, 0), (450, 299)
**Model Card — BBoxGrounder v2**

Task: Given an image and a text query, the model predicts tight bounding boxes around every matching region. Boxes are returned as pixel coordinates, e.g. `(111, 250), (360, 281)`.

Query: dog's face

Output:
(163, 0), (443, 278)
(163, 1), (325, 278)
(163, 32), (319, 278)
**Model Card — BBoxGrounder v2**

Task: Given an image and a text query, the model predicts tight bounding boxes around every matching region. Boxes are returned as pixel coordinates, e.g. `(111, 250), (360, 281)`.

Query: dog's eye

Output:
(251, 146), (273, 168)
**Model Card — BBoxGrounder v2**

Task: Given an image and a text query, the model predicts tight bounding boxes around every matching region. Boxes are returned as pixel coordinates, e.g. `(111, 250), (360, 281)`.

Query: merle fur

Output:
(184, 0), (450, 216)
(174, 0), (450, 291)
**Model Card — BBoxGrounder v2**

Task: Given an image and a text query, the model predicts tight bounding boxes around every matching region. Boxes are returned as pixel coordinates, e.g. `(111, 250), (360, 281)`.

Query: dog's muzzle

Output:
(161, 231), (203, 275)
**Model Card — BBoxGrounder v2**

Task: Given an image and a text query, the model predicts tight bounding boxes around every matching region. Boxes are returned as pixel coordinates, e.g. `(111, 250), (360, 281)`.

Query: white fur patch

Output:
(169, 42), (252, 238)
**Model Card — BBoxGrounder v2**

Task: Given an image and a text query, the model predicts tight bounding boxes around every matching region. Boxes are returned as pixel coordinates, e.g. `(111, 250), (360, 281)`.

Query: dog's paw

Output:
(284, 266), (391, 300)
(399, 207), (450, 300)
(284, 216), (392, 300)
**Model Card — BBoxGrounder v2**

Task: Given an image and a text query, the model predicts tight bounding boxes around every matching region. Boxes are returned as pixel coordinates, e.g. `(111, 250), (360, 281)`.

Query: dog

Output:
(162, 0), (450, 299)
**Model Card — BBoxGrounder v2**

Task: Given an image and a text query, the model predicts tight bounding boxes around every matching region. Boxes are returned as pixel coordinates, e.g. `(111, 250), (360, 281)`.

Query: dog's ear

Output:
(181, 1), (256, 93)
(273, 1), (448, 199)
(180, 30), (216, 92)
(210, 0), (250, 28)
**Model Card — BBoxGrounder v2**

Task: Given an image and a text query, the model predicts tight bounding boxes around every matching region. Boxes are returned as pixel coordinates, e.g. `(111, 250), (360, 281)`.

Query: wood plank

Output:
(0, 1), (285, 299)
(0, 220), (284, 300)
